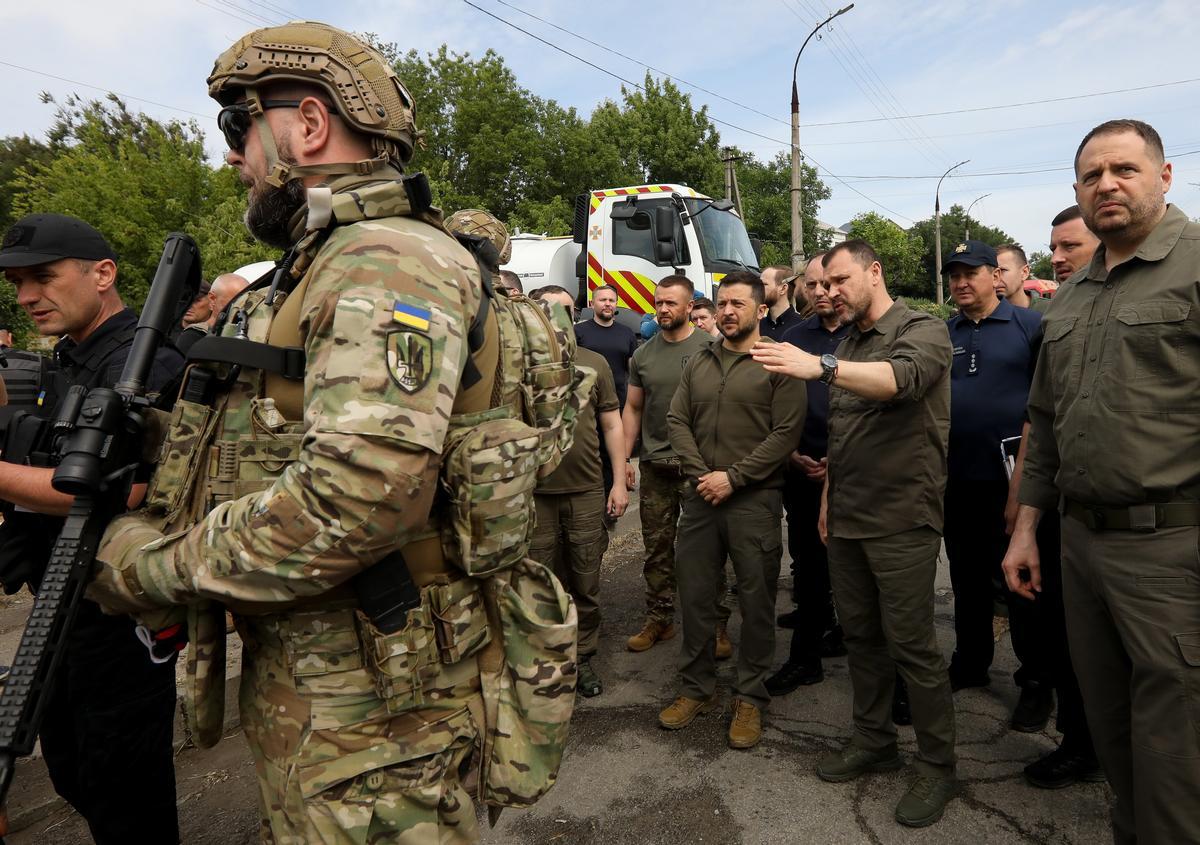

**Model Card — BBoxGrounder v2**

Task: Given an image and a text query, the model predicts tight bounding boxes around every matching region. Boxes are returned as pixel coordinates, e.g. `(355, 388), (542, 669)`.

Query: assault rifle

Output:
(0, 233), (201, 816)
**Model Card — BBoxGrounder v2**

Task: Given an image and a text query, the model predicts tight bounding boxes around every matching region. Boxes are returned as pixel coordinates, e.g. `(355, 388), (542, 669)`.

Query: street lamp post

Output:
(791, 4), (854, 274)
(934, 159), (969, 305)
(964, 193), (991, 240)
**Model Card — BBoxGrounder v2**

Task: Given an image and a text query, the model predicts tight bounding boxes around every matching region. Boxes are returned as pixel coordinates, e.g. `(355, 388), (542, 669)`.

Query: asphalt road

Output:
(6, 488), (1114, 844)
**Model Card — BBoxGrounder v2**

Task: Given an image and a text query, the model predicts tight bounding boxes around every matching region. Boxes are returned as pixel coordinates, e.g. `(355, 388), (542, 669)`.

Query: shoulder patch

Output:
(386, 329), (434, 393)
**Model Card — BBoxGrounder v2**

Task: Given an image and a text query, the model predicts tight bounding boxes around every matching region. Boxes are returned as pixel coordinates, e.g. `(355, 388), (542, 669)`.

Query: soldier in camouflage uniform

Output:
(84, 22), (567, 844)
(445, 209), (511, 287)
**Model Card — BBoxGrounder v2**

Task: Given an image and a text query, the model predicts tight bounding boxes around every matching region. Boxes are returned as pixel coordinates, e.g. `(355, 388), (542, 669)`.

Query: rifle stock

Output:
(0, 233), (200, 812)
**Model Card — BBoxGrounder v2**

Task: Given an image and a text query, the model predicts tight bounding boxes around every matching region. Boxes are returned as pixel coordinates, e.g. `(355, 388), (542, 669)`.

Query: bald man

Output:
(207, 273), (249, 326)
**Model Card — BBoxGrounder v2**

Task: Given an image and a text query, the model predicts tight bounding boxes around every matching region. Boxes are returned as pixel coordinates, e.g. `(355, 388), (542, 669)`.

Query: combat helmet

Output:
(445, 209), (512, 267)
(208, 21), (419, 187)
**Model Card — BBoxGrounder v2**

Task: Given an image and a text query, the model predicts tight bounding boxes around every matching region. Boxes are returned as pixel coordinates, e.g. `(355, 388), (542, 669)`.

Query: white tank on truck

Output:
(502, 183), (760, 331)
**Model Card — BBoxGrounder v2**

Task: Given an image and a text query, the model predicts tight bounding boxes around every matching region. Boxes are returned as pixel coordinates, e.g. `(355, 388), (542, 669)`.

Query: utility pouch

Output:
(439, 412), (541, 577)
(480, 558), (577, 809)
(144, 398), (220, 521)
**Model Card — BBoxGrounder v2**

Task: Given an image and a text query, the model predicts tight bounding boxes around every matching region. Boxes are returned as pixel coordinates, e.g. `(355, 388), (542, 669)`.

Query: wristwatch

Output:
(818, 353), (839, 384)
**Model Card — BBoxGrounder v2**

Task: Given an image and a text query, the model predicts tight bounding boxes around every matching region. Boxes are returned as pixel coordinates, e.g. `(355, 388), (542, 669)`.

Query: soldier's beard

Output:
(245, 145), (308, 250)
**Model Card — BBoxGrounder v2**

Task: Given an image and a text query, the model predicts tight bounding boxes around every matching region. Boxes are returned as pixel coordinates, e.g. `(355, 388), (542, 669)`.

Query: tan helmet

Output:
(208, 21), (419, 181)
(445, 209), (512, 265)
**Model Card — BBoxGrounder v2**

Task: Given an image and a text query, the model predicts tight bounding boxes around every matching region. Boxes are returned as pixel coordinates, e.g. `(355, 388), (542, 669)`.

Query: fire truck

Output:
(502, 184), (761, 330)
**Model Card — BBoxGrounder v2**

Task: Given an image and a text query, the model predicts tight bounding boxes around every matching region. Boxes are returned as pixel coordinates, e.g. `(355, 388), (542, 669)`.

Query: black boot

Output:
(765, 661), (824, 696)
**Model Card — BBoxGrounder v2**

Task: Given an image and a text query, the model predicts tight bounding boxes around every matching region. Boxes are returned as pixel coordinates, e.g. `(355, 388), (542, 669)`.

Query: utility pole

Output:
(791, 4), (854, 274)
(934, 159), (969, 305)
(722, 147), (744, 218)
(964, 193), (991, 240)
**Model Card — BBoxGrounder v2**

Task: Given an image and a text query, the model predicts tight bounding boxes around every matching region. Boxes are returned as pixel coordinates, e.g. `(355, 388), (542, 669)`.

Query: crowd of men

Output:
(532, 117), (1197, 841)
(0, 23), (1192, 840)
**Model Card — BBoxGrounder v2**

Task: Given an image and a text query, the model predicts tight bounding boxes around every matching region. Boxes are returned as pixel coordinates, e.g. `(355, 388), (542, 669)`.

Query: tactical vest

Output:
(0, 348), (49, 415)
(143, 174), (592, 810)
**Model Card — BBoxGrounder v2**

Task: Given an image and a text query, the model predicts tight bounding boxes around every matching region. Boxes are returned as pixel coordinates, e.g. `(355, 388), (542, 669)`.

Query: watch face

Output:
(821, 354), (838, 368)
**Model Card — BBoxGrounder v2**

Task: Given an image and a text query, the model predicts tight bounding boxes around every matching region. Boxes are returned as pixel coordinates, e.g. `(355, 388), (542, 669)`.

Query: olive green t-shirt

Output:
(628, 328), (714, 462)
(538, 346), (619, 494)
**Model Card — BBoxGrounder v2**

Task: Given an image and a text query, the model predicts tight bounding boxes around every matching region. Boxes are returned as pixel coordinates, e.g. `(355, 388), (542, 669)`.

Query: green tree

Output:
(1029, 250), (1053, 279)
(846, 212), (926, 297)
(735, 150), (830, 267)
(10, 95), (269, 309)
(908, 205), (1017, 297)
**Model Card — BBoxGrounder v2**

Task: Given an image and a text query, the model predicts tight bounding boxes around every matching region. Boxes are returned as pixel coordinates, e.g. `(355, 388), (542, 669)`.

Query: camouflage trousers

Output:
(530, 489), (607, 657)
(639, 460), (730, 625)
(237, 606), (483, 845)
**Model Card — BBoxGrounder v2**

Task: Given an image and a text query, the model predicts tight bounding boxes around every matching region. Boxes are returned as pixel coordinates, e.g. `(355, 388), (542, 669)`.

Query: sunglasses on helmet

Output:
(216, 99), (335, 153)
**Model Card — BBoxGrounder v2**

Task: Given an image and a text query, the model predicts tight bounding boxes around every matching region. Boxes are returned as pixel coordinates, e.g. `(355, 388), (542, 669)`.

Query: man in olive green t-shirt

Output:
(622, 275), (731, 655)
(529, 287), (628, 697)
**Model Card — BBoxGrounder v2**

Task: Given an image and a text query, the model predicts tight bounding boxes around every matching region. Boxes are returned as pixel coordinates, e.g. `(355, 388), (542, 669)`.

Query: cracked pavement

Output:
(484, 497), (1113, 845)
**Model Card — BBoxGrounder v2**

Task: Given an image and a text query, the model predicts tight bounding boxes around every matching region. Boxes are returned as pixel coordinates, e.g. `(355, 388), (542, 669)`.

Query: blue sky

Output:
(2, 0), (1198, 256)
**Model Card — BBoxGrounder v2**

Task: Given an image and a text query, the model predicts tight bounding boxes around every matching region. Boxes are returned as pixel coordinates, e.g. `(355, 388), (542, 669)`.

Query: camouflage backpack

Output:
(442, 207), (594, 813)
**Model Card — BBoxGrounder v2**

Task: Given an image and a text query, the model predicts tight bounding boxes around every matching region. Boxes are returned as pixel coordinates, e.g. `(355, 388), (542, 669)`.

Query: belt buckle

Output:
(1128, 504), (1158, 534)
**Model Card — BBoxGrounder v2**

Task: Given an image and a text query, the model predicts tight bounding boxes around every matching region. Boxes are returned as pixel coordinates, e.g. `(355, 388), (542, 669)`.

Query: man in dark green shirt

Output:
(529, 287), (628, 698)
(753, 240), (958, 829)
(1004, 120), (1200, 845)
(660, 271), (805, 751)
(622, 275), (731, 655)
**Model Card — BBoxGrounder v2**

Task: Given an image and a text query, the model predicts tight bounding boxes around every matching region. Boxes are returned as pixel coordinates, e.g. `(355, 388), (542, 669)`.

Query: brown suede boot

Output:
(627, 619), (675, 652)
(659, 694), (718, 729)
(727, 699), (762, 749)
(715, 624), (733, 660)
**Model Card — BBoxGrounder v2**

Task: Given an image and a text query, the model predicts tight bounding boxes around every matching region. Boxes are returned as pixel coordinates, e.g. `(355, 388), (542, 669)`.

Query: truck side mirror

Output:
(749, 237), (764, 264)
(654, 206), (677, 264)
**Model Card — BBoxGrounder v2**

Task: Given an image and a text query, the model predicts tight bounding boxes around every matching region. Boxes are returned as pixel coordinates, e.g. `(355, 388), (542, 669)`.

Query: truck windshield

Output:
(686, 199), (760, 273)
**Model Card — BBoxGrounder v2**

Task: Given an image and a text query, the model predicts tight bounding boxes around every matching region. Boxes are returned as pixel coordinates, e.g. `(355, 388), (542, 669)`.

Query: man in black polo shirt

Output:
(759, 264), (803, 341)
(0, 213), (183, 844)
(575, 284), (638, 409)
(768, 252), (849, 693)
(942, 241), (1051, 731)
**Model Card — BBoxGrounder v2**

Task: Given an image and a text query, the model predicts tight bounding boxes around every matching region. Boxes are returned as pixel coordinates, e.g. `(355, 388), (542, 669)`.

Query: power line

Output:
(493, 0), (785, 127)
(0, 60), (213, 120)
(803, 77), (1200, 127)
(194, 0), (265, 29)
(832, 148), (1200, 181)
(461, 0), (912, 222)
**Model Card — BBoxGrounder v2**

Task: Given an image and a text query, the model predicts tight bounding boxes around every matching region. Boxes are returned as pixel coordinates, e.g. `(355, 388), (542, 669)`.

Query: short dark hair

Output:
(1074, 119), (1165, 174)
(691, 297), (715, 314)
(823, 240), (883, 276)
(592, 284), (619, 299)
(531, 284), (570, 300)
(996, 243), (1027, 266)
(1051, 205), (1083, 227)
(655, 274), (694, 297)
(498, 269), (522, 293)
(717, 269), (764, 305)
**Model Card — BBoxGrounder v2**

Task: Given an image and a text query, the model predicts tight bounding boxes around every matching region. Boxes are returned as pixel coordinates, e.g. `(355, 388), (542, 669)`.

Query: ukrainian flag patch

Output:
(392, 301), (431, 331)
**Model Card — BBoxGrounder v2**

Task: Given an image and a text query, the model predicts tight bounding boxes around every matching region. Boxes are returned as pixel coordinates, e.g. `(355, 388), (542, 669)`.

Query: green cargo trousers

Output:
(1061, 516), (1200, 845)
(827, 527), (957, 778)
(675, 486), (782, 712)
(639, 460), (730, 626)
(530, 489), (607, 658)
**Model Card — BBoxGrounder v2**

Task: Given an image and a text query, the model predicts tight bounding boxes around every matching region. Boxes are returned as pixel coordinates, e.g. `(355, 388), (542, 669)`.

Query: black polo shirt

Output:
(574, 319), (637, 408)
(55, 307), (183, 395)
(781, 314), (851, 459)
(759, 305), (802, 342)
(945, 298), (1041, 482)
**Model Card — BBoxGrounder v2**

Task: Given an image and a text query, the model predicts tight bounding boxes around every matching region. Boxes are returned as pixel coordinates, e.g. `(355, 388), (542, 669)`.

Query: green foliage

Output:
(908, 205), (1018, 296)
(5, 95), (271, 314)
(846, 212), (926, 297)
(905, 297), (954, 320)
(735, 150), (830, 268)
(1029, 250), (1053, 280)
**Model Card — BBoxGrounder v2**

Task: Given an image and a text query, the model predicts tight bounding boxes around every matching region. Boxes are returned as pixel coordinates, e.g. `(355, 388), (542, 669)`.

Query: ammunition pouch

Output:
(479, 558), (577, 809)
